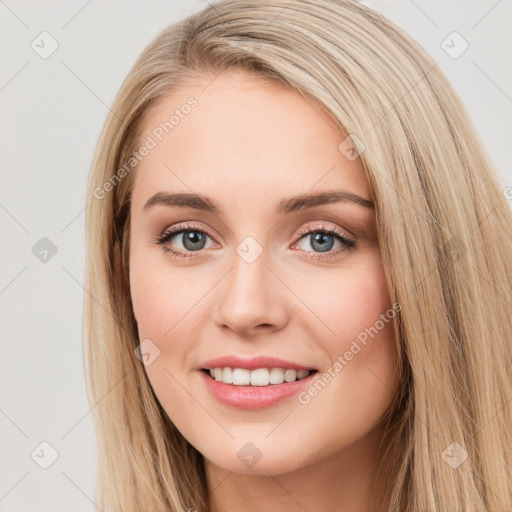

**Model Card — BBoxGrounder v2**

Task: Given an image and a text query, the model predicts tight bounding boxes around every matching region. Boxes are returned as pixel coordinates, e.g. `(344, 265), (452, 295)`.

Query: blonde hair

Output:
(84, 0), (512, 510)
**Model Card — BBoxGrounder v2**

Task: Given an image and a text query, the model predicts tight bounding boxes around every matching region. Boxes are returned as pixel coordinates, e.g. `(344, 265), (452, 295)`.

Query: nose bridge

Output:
(227, 235), (271, 309)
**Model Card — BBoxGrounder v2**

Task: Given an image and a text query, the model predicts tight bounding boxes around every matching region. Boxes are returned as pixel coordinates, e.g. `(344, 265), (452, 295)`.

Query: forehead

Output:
(130, 70), (370, 215)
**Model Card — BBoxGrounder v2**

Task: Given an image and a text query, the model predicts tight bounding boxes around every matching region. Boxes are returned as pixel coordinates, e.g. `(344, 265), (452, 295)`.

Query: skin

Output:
(128, 69), (400, 512)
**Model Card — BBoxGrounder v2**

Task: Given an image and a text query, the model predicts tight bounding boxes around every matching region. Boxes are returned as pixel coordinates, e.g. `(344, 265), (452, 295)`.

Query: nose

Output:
(212, 246), (289, 337)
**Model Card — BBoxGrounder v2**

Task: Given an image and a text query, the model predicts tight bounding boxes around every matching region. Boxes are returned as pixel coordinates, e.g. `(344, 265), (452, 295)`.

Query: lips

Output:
(199, 368), (318, 409)
(198, 355), (317, 372)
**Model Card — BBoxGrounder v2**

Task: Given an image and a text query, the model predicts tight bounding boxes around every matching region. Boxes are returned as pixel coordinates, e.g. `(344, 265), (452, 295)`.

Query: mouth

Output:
(199, 366), (320, 409)
(201, 367), (319, 386)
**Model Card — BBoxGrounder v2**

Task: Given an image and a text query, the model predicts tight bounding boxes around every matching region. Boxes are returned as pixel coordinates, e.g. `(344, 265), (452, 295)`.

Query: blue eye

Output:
(166, 230), (211, 251)
(154, 221), (356, 261)
(292, 223), (355, 261)
(155, 222), (215, 259)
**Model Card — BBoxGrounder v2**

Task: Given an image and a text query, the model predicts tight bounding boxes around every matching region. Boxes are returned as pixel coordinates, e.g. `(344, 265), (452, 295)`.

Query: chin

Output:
(201, 439), (316, 476)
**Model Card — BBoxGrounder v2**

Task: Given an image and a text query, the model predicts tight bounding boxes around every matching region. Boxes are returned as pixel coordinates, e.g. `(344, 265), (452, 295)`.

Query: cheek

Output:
(129, 259), (204, 409)
(129, 251), (205, 341)
(130, 273), (170, 342)
(129, 251), (214, 394)
(298, 252), (393, 349)
(295, 251), (399, 397)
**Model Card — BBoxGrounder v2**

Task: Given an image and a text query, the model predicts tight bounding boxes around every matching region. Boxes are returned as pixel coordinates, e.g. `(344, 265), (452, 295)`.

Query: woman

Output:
(84, 0), (512, 510)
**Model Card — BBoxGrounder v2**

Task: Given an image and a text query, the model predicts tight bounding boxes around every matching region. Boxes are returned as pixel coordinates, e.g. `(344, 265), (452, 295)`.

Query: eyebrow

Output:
(142, 190), (374, 215)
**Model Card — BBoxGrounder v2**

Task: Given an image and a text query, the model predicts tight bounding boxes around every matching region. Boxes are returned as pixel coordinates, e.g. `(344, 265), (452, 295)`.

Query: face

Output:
(128, 69), (399, 476)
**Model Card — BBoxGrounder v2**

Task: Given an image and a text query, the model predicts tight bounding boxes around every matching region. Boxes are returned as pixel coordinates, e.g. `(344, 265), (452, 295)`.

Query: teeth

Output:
(233, 368), (251, 385)
(222, 367), (233, 384)
(206, 367), (312, 386)
(284, 369), (296, 382)
(251, 368), (269, 386)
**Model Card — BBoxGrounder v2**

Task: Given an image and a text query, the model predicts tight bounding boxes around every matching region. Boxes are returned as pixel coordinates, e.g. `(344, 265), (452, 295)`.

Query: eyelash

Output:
(153, 221), (356, 261)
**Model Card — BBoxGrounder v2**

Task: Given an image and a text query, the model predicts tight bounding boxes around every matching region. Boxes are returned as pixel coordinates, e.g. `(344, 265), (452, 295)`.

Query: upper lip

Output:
(199, 355), (317, 371)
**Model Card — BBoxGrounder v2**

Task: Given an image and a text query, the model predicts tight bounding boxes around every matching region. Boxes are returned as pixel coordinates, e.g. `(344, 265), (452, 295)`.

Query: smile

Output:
(199, 368), (319, 410)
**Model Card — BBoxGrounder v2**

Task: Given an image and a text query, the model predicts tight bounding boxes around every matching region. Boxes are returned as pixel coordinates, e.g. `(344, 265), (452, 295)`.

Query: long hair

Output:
(84, 1), (512, 510)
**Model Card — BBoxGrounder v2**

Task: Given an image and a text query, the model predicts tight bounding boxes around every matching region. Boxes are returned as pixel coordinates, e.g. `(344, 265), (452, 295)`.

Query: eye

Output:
(154, 222), (217, 259)
(291, 222), (356, 261)
(154, 221), (356, 261)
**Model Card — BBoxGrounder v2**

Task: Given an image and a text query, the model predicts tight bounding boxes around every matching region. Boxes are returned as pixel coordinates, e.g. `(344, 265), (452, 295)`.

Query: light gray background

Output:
(0, 1), (510, 510)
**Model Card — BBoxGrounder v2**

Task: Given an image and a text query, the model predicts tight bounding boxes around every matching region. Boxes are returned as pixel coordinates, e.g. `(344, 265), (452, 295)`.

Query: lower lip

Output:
(199, 370), (317, 410)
